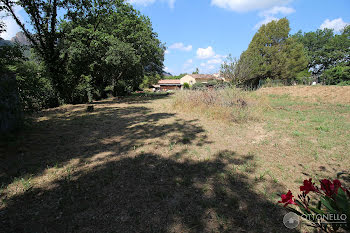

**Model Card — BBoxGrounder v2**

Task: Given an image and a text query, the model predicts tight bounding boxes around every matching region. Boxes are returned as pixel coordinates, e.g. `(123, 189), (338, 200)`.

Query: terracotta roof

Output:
(189, 74), (220, 80)
(158, 79), (181, 85)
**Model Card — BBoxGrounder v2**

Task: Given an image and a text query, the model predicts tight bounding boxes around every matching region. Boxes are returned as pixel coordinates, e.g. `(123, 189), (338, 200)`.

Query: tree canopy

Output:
(1, 0), (165, 103)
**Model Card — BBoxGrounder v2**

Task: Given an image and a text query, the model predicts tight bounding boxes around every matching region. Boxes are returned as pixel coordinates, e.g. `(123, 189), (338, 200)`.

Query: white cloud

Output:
(0, 6), (24, 40)
(128, 0), (175, 8)
(197, 46), (215, 59)
(259, 6), (295, 17)
(207, 58), (223, 64)
(211, 0), (291, 12)
(183, 59), (193, 69)
(165, 50), (170, 54)
(254, 16), (278, 29)
(254, 6), (295, 29)
(320, 18), (349, 32)
(169, 42), (192, 52)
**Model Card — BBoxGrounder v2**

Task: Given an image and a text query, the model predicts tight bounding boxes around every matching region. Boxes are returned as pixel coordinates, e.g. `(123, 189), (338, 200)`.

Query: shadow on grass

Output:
(0, 96), (296, 232)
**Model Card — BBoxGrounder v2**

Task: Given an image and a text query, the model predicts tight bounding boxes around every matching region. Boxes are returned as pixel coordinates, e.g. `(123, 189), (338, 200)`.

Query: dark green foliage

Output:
(214, 82), (231, 89)
(166, 73), (187, 80)
(191, 82), (206, 90)
(294, 26), (350, 76)
(0, 74), (23, 133)
(0, 43), (24, 74)
(183, 82), (190, 89)
(207, 80), (218, 86)
(1, 0), (165, 104)
(15, 61), (58, 110)
(0, 43), (24, 132)
(141, 74), (162, 89)
(321, 65), (350, 85)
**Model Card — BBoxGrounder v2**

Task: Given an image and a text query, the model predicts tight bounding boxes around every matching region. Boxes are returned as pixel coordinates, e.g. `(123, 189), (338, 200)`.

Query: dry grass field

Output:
(0, 86), (349, 232)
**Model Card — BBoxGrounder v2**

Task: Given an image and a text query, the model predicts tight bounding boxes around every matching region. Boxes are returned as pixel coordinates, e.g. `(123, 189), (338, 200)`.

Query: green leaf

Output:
(286, 206), (304, 216)
(321, 196), (337, 214)
(309, 206), (325, 215)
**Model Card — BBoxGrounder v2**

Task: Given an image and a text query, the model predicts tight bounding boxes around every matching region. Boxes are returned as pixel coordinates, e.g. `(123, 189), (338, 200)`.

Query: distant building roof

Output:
(188, 74), (221, 80)
(158, 79), (181, 85)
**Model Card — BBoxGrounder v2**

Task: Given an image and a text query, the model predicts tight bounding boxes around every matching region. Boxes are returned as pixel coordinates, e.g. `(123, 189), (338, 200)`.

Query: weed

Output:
(20, 177), (32, 192)
(169, 141), (177, 151)
(315, 125), (330, 132)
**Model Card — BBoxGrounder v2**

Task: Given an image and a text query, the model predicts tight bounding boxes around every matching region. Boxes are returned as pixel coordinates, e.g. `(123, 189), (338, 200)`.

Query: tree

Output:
(192, 68), (199, 74)
(220, 54), (240, 84)
(294, 25), (350, 78)
(293, 29), (335, 75)
(60, 0), (165, 100)
(1, 0), (68, 101)
(321, 65), (350, 85)
(1, 0), (165, 102)
(234, 18), (308, 86)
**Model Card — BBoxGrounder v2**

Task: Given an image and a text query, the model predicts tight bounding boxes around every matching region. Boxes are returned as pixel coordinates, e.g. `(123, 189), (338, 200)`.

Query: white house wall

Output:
(180, 75), (196, 85)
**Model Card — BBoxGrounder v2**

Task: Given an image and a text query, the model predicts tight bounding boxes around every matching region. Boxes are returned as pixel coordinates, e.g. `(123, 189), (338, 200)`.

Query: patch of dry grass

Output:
(0, 86), (349, 233)
(173, 88), (268, 123)
(257, 85), (350, 104)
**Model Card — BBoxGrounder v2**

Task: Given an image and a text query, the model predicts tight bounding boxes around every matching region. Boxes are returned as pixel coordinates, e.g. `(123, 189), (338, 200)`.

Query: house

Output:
(180, 74), (222, 85)
(158, 79), (182, 91)
(156, 74), (224, 92)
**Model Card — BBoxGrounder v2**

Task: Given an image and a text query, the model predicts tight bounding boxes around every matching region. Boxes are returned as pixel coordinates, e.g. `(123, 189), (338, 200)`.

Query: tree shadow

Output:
(1, 151), (295, 233)
(0, 99), (209, 187)
(0, 96), (296, 232)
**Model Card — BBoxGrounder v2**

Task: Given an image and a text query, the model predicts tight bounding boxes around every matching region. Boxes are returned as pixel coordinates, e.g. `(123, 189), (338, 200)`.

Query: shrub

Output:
(207, 80), (218, 86)
(173, 88), (267, 123)
(0, 74), (23, 133)
(337, 81), (350, 86)
(15, 61), (58, 111)
(321, 65), (350, 85)
(183, 82), (190, 89)
(279, 178), (350, 232)
(191, 82), (206, 90)
(214, 81), (231, 89)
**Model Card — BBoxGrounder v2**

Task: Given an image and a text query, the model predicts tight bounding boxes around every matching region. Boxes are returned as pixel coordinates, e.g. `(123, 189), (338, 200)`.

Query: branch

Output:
(0, 0), (42, 53)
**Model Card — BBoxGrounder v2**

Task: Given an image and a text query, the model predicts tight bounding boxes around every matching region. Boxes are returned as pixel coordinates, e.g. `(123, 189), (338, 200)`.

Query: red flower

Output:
(320, 179), (343, 197)
(300, 178), (318, 194)
(279, 190), (298, 207)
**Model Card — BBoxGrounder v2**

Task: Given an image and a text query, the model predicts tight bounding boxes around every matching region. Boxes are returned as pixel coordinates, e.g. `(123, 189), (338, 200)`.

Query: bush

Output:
(191, 82), (206, 90)
(15, 61), (58, 110)
(113, 80), (132, 96)
(173, 88), (267, 123)
(337, 81), (350, 86)
(207, 80), (218, 86)
(214, 81), (231, 89)
(183, 82), (190, 89)
(279, 178), (350, 232)
(321, 65), (350, 85)
(0, 74), (23, 133)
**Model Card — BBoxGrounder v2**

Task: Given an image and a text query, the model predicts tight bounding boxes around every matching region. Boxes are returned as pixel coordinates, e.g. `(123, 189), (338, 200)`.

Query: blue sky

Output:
(129, 0), (350, 75)
(1, 0), (349, 75)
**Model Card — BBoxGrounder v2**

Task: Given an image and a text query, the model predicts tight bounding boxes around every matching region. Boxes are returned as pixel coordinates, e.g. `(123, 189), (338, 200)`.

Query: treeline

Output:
(221, 18), (350, 87)
(0, 0), (165, 112)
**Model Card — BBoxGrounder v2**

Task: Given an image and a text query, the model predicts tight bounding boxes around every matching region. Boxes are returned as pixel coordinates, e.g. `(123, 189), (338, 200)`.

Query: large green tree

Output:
(61, 0), (165, 101)
(229, 18), (308, 86)
(1, 0), (165, 103)
(293, 26), (350, 76)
